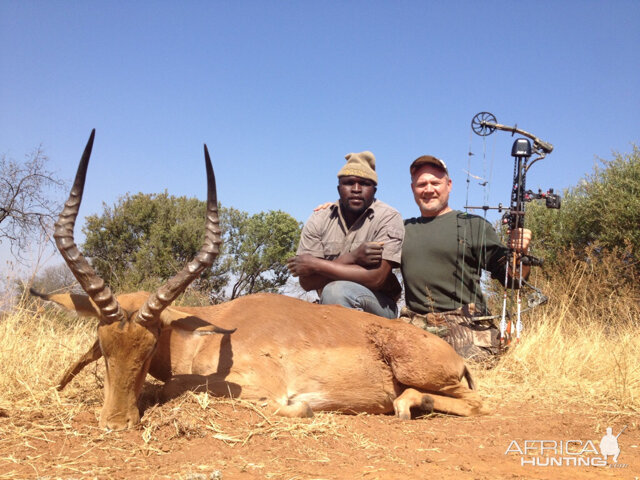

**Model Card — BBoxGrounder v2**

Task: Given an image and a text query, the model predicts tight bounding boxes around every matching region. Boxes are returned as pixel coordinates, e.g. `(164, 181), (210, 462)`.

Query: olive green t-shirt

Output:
(401, 210), (508, 314)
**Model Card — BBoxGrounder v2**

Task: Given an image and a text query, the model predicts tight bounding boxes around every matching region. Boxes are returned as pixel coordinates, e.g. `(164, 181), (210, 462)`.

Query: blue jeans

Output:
(320, 281), (398, 319)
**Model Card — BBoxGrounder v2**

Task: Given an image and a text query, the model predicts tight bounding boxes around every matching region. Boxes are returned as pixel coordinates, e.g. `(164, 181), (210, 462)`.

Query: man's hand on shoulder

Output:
(314, 202), (333, 211)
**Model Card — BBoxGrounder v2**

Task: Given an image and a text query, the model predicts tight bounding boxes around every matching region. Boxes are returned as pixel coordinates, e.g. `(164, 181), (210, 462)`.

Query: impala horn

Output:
(54, 130), (126, 325)
(137, 145), (222, 326)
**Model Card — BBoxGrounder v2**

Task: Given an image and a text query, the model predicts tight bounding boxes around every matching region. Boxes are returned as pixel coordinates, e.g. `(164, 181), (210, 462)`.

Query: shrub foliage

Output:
(526, 145), (640, 276)
(81, 192), (301, 302)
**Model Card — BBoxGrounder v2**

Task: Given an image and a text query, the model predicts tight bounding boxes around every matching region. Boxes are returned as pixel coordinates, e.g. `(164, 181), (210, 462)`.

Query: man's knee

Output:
(319, 281), (355, 307)
(320, 281), (397, 319)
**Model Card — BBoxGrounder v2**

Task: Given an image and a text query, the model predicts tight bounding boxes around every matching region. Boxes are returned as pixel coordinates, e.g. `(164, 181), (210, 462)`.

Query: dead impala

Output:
(34, 131), (486, 430)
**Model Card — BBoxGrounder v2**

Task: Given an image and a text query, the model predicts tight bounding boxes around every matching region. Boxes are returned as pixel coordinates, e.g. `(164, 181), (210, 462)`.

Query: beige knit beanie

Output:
(337, 151), (378, 185)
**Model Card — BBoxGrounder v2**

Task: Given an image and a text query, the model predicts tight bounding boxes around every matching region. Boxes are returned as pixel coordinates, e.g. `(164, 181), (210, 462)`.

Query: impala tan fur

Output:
(35, 131), (486, 430)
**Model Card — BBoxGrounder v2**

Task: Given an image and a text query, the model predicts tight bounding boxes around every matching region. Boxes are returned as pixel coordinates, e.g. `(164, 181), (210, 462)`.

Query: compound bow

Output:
(467, 112), (561, 345)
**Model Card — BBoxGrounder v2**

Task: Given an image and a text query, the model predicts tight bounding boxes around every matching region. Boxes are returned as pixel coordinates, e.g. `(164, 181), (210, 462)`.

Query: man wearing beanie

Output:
(287, 151), (404, 319)
(400, 155), (532, 360)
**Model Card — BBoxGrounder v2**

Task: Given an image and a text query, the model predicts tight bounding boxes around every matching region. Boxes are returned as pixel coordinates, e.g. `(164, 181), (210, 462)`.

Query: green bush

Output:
(81, 192), (301, 301)
(527, 145), (640, 274)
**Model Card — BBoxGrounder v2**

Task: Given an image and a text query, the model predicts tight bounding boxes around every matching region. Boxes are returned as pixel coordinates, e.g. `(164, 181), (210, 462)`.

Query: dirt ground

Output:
(0, 386), (638, 480)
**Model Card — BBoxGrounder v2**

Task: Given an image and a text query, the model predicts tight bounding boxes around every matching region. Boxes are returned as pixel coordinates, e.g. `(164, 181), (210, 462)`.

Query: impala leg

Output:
(427, 383), (489, 416)
(393, 388), (434, 420)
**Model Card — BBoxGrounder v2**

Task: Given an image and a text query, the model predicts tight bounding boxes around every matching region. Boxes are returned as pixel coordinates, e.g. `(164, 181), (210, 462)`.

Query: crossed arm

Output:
(287, 242), (395, 292)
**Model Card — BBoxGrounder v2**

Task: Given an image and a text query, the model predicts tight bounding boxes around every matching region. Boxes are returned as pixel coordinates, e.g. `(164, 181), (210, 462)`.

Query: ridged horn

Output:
(137, 144), (221, 326)
(53, 130), (126, 325)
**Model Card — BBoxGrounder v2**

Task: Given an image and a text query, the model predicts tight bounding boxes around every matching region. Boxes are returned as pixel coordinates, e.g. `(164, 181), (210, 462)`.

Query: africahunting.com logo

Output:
(505, 426), (629, 468)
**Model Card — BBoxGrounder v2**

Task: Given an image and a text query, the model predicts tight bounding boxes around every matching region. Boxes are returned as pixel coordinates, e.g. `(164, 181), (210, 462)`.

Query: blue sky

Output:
(1, 1), (638, 270)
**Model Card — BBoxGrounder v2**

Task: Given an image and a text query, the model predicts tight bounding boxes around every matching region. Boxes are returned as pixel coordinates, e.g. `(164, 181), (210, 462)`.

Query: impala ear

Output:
(159, 307), (236, 335)
(30, 289), (101, 318)
(57, 339), (102, 391)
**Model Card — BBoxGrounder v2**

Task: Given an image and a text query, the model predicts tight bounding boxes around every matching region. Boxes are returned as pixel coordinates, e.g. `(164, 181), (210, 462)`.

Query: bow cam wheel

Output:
(471, 112), (497, 136)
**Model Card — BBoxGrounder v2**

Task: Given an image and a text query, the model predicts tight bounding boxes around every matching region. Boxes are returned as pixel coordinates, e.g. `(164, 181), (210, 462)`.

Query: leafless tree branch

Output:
(0, 146), (67, 261)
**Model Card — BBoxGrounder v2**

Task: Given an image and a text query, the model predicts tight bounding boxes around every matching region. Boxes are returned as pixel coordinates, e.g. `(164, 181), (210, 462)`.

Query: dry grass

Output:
(477, 247), (640, 416)
(1, 252), (639, 421)
(0, 248), (638, 478)
(0, 289), (101, 410)
(477, 309), (640, 414)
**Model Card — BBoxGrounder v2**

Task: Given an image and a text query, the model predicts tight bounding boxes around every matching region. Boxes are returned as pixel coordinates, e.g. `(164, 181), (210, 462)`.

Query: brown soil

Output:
(0, 390), (637, 480)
